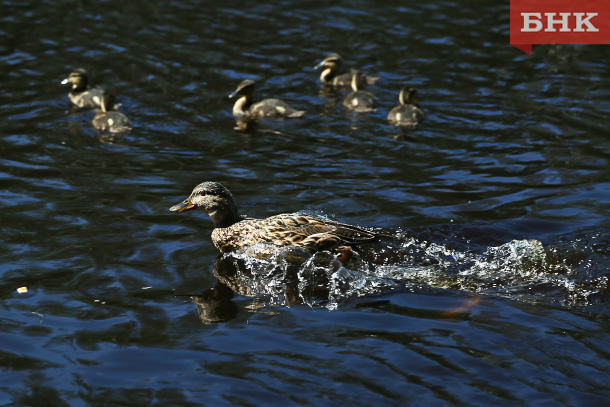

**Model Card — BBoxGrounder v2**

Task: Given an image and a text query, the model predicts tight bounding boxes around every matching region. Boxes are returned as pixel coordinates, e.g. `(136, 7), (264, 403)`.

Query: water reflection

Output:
(233, 117), (257, 132)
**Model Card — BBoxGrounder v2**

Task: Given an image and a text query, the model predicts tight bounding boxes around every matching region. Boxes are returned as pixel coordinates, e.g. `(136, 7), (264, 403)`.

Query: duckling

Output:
(387, 86), (424, 128)
(61, 68), (105, 108)
(343, 72), (378, 113)
(92, 92), (132, 133)
(229, 80), (305, 119)
(315, 53), (379, 88)
(169, 181), (378, 255)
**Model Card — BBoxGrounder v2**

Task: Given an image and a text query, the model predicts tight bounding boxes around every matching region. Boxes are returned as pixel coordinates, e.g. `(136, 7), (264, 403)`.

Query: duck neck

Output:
(211, 212), (241, 229)
(209, 201), (243, 229)
(320, 68), (335, 83)
(232, 95), (252, 116)
(400, 90), (418, 106)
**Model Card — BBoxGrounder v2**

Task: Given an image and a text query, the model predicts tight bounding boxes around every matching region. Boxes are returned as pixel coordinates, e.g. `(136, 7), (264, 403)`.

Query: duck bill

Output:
(314, 61), (325, 70)
(228, 89), (241, 99)
(169, 199), (196, 212)
(61, 78), (69, 85)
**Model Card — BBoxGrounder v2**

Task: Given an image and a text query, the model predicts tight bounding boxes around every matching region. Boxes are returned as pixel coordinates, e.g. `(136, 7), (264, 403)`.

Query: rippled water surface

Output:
(2, 0), (610, 406)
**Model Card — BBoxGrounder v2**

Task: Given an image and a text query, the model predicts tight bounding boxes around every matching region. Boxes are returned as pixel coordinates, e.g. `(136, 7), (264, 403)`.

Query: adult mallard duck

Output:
(315, 53), (379, 88)
(61, 68), (105, 109)
(343, 71), (378, 113)
(229, 79), (305, 119)
(92, 91), (132, 133)
(169, 182), (378, 254)
(387, 86), (425, 128)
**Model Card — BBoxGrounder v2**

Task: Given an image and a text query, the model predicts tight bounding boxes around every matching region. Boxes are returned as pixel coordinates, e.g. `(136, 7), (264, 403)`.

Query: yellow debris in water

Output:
(16, 287), (28, 294)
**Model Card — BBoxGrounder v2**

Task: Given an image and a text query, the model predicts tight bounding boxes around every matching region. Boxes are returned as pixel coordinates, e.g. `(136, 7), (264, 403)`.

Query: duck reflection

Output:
(191, 281), (237, 324)
(192, 248), (352, 323)
(233, 117), (257, 132)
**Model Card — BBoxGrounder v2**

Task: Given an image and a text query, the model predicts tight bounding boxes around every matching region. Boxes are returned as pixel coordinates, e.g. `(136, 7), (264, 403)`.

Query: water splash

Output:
(200, 228), (609, 312)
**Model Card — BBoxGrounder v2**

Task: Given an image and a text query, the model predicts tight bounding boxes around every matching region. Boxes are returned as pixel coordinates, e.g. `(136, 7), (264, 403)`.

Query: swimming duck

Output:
(61, 68), (105, 109)
(169, 181), (378, 254)
(92, 91), (132, 133)
(343, 72), (378, 113)
(387, 86), (424, 128)
(315, 53), (379, 88)
(229, 80), (305, 119)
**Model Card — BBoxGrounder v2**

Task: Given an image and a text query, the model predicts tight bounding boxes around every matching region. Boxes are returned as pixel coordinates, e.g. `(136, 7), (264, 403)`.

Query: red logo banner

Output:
(510, 0), (610, 54)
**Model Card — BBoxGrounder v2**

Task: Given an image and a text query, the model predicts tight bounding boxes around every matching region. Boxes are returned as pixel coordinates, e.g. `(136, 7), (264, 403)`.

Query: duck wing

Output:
(256, 213), (377, 252)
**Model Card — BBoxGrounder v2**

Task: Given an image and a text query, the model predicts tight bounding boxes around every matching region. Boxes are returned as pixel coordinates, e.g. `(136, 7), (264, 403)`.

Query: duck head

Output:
(170, 182), (242, 228)
(228, 79), (256, 99)
(315, 53), (343, 71)
(229, 80), (256, 116)
(61, 68), (89, 92)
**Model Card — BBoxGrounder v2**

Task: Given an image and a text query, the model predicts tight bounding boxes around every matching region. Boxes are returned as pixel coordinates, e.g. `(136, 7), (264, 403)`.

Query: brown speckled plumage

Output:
(170, 182), (377, 254)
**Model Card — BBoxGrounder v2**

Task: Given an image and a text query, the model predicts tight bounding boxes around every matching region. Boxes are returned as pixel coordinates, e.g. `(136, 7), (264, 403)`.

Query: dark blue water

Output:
(1, 0), (610, 405)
